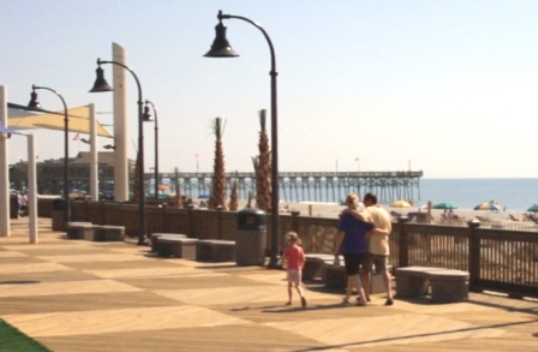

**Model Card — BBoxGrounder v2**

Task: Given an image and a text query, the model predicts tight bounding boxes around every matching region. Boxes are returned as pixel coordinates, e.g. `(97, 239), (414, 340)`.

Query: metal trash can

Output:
(235, 208), (267, 266)
(51, 198), (67, 232)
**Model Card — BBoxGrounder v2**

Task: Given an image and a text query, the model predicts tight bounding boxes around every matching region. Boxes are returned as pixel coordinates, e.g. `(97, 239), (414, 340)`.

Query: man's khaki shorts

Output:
(363, 254), (388, 273)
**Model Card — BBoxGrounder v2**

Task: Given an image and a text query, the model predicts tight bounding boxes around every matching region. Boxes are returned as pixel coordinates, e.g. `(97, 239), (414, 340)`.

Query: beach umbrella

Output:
(474, 202), (501, 211)
(158, 184), (169, 191)
(433, 202), (458, 210)
(527, 204), (538, 212)
(390, 200), (412, 208)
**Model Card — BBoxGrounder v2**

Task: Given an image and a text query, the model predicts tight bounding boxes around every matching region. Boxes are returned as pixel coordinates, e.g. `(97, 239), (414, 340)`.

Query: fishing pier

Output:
(151, 170), (424, 204)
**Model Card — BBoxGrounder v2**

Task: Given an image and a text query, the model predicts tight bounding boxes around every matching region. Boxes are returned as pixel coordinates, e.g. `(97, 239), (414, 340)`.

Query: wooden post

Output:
(291, 210), (300, 232)
(398, 216), (410, 268)
(468, 220), (481, 292)
(187, 204), (195, 238)
(216, 205), (223, 239)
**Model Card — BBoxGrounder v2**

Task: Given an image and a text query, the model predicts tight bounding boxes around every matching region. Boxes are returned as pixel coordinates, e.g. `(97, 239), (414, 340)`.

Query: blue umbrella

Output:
(474, 202), (501, 211)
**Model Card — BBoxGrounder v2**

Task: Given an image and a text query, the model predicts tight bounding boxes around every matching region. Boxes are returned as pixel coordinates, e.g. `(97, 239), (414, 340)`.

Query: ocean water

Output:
(417, 178), (538, 213)
(177, 177), (538, 213)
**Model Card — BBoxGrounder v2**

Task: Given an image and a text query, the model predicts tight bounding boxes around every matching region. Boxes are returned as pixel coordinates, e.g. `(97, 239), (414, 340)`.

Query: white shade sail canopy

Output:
(7, 104), (112, 138)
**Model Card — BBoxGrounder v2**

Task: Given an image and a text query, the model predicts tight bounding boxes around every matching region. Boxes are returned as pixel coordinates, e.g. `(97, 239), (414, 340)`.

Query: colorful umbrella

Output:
(158, 184), (169, 191)
(527, 204), (538, 212)
(474, 202), (501, 211)
(390, 200), (412, 208)
(433, 202), (458, 210)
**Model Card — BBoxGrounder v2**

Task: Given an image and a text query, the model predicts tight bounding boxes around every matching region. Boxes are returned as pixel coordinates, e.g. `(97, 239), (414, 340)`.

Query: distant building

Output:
(9, 152), (135, 196)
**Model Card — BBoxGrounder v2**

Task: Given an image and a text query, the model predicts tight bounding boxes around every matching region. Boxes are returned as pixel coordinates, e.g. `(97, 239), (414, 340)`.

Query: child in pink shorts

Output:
(282, 231), (307, 307)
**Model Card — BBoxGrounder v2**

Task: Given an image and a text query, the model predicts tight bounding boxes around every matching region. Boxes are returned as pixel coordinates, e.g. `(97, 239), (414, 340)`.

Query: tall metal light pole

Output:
(90, 58), (151, 245)
(144, 100), (159, 198)
(27, 85), (71, 224)
(205, 10), (280, 268)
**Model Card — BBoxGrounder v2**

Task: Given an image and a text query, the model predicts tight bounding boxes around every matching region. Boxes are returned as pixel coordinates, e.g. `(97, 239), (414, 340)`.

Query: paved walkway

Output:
(1, 218), (537, 351)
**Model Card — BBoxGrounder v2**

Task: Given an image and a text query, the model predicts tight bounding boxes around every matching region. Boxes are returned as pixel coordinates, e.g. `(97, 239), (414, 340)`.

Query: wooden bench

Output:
(150, 233), (187, 253)
(303, 254), (341, 280)
(156, 236), (198, 258)
(196, 240), (236, 262)
(66, 222), (94, 240)
(90, 225), (125, 242)
(394, 266), (469, 303)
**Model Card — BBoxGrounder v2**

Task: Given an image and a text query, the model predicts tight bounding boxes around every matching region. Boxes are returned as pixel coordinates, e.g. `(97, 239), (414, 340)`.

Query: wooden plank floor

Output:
(1, 218), (537, 351)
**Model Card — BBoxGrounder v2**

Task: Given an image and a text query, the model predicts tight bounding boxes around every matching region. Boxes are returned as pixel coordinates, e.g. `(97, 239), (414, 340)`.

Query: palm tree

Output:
(256, 109), (271, 212)
(229, 171), (239, 211)
(208, 117), (227, 210)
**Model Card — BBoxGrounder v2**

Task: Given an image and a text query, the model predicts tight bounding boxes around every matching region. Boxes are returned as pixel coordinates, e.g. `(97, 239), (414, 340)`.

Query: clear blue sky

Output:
(2, 0), (537, 178)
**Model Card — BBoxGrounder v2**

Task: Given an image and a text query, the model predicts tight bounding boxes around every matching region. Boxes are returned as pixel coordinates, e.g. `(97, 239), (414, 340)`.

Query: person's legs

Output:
(354, 254), (368, 305)
(286, 270), (295, 304)
(286, 281), (293, 304)
(343, 254), (359, 303)
(361, 254), (373, 301)
(294, 282), (307, 307)
(375, 256), (393, 305)
(382, 269), (393, 305)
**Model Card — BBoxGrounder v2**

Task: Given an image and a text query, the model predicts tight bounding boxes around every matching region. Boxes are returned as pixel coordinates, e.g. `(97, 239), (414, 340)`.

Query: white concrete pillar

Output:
(89, 103), (99, 201)
(27, 134), (38, 243)
(112, 42), (129, 202)
(0, 86), (10, 237)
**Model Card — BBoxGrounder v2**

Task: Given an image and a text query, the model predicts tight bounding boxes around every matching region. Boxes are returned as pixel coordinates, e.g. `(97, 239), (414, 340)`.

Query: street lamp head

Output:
(27, 85), (41, 110)
(142, 105), (153, 122)
(89, 59), (113, 92)
(204, 15), (239, 58)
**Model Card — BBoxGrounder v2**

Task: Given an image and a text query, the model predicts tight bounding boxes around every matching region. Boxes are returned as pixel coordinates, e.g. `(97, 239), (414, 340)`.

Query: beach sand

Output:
(232, 200), (535, 226)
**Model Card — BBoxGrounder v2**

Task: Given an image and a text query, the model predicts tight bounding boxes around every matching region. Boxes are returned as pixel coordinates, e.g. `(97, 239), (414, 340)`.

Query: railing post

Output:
(216, 205), (223, 239)
(291, 210), (300, 232)
(187, 204), (195, 238)
(467, 220), (481, 292)
(398, 216), (409, 268)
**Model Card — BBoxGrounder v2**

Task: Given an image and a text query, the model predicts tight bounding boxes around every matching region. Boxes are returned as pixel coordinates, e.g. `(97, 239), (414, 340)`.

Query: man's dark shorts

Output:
(363, 253), (388, 273)
(343, 253), (367, 275)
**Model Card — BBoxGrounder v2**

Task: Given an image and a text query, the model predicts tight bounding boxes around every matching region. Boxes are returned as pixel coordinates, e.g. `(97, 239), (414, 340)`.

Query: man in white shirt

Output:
(362, 192), (393, 305)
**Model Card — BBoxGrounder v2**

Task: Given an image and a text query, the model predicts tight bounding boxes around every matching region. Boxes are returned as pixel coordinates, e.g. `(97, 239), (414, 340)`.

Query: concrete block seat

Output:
(394, 266), (469, 303)
(196, 239), (236, 262)
(324, 261), (393, 294)
(303, 254), (342, 280)
(90, 225), (125, 242)
(150, 233), (187, 253)
(66, 222), (94, 240)
(156, 236), (197, 259)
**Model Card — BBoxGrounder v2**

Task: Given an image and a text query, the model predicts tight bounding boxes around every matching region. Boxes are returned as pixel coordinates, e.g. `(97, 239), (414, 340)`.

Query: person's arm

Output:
(342, 208), (366, 222)
(369, 227), (390, 235)
(299, 248), (305, 267)
(334, 231), (345, 256)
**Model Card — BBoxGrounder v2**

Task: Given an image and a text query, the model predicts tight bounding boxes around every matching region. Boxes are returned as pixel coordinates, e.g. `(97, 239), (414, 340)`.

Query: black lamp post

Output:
(27, 84), (70, 223)
(89, 58), (151, 245)
(205, 10), (280, 268)
(144, 100), (159, 199)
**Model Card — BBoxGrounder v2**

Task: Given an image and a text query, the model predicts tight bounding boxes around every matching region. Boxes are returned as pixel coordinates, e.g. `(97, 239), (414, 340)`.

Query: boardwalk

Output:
(1, 218), (537, 351)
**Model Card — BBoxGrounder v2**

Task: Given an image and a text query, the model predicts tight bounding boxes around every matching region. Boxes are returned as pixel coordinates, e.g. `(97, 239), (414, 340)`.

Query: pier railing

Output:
(63, 200), (538, 298)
